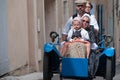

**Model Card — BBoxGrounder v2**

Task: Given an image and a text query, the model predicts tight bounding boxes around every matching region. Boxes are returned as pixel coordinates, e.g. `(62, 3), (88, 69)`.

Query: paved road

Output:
(52, 74), (105, 80)
(1, 62), (120, 80)
(113, 63), (120, 80)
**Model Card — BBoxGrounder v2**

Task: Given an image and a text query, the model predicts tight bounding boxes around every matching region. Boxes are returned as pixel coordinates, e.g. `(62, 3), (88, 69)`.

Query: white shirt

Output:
(62, 13), (99, 35)
(90, 14), (99, 31)
(67, 28), (90, 41)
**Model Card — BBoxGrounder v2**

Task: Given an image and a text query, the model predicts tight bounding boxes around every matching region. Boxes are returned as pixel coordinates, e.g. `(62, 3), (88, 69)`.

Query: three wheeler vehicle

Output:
(43, 31), (115, 80)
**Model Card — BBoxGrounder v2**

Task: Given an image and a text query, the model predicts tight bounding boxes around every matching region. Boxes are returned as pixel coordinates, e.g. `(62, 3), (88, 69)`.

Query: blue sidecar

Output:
(43, 31), (115, 80)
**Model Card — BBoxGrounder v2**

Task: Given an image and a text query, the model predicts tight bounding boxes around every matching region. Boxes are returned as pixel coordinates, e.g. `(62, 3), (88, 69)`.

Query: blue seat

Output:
(61, 58), (88, 78)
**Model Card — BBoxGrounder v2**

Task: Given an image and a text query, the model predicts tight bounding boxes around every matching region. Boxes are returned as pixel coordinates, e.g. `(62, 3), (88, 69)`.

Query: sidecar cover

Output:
(44, 43), (61, 57)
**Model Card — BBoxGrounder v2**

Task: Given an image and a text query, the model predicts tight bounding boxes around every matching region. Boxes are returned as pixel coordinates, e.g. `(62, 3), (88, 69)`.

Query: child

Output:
(61, 17), (90, 58)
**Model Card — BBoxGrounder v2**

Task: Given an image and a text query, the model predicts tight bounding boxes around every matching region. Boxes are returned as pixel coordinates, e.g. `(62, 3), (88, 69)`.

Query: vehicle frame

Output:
(43, 31), (115, 80)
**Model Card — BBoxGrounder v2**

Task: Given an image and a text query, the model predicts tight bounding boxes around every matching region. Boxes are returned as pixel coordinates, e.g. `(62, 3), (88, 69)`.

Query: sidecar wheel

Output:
(43, 53), (52, 80)
(106, 57), (112, 80)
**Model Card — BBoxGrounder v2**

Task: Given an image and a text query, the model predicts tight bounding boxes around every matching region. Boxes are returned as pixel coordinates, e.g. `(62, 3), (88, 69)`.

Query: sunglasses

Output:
(82, 20), (89, 23)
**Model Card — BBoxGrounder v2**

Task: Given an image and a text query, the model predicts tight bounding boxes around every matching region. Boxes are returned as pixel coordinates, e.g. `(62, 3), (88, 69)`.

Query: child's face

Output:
(73, 20), (81, 30)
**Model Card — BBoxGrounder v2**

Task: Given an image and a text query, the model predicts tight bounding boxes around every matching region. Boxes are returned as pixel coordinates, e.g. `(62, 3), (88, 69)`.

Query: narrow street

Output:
(0, 0), (120, 80)
(52, 74), (105, 80)
(1, 61), (120, 80)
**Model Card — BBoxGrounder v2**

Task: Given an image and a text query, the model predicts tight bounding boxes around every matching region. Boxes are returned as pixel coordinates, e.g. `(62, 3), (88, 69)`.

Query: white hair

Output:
(81, 13), (91, 24)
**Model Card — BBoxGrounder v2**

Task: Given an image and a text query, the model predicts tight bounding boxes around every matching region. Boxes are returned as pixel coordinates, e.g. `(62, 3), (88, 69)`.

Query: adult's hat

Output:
(75, 0), (86, 5)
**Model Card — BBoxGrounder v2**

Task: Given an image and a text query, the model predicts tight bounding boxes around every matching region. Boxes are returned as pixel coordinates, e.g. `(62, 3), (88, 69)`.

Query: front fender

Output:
(44, 43), (61, 57)
(102, 47), (115, 57)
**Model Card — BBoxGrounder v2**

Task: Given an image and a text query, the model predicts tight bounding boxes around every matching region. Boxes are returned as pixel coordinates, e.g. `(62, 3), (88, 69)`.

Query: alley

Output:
(0, 0), (120, 80)
(1, 60), (120, 80)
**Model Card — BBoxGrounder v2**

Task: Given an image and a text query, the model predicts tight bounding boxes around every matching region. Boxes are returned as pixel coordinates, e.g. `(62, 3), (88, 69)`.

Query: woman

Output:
(85, 0), (99, 35)
(81, 14), (99, 78)
(82, 14), (98, 50)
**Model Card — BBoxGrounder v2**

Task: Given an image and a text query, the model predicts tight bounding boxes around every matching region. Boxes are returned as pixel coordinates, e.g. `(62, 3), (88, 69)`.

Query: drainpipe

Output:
(113, 0), (115, 47)
(33, 0), (39, 71)
(55, 0), (59, 33)
(42, 0), (46, 44)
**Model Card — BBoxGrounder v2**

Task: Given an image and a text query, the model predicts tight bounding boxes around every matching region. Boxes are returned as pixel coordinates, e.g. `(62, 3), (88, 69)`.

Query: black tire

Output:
(43, 53), (52, 80)
(106, 57), (113, 80)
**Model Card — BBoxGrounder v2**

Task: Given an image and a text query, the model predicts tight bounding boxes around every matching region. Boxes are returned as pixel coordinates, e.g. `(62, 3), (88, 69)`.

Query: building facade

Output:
(0, 0), (74, 76)
(93, 0), (120, 58)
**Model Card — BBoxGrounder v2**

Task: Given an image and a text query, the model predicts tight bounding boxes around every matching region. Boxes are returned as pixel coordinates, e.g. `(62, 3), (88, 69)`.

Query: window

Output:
(63, 0), (69, 25)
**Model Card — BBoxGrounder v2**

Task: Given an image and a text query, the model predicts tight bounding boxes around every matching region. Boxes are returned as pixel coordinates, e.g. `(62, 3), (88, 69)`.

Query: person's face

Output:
(85, 3), (91, 13)
(82, 17), (90, 29)
(73, 20), (81, 30)
(76, 4), (85, 15)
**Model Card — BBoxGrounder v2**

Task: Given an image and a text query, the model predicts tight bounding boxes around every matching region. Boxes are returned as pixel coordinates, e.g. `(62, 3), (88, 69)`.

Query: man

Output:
(62, 0), (87, 41)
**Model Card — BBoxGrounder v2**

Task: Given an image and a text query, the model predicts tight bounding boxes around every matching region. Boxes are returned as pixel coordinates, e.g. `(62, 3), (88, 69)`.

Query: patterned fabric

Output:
(89, 51), (100, 77)
(65, 42), (87, 58)
(71, 30), (81, 39)
(87, 29), (98, 50)
(88, 30), (96, 43)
